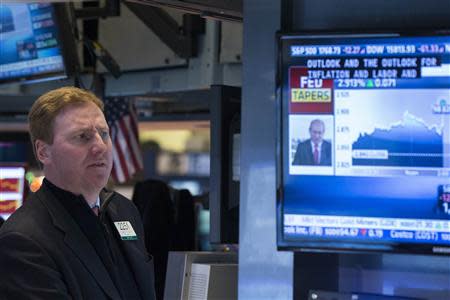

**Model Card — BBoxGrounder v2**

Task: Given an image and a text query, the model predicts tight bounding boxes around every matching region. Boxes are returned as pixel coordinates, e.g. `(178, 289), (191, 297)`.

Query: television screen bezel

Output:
(0, 3), (79, 85)
(276, 31), (450, 255)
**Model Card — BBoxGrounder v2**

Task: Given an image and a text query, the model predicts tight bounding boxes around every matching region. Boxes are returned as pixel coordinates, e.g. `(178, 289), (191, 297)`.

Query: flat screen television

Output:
(277, 33), (450, 255)
(0, 3), (78, 84)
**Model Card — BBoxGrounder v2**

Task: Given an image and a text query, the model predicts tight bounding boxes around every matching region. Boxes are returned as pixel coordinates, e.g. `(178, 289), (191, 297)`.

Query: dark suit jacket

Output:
(292, 139), (332, 166)
(0, 183), (156, 300)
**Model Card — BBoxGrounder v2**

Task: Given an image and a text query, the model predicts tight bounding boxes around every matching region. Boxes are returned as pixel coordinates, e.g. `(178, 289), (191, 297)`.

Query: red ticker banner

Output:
(0, 200), (19, 214)
(0, 178), (20, 193)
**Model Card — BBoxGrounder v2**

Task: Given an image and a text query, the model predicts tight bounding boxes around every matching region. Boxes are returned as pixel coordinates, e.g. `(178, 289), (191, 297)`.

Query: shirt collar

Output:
(311, 140), (322, 147)
(92, 197), (101, 209)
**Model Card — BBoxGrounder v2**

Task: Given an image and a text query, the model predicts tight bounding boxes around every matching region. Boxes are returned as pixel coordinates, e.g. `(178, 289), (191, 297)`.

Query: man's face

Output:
(37, 102), (113, 197)
(309, 122), (325, 144)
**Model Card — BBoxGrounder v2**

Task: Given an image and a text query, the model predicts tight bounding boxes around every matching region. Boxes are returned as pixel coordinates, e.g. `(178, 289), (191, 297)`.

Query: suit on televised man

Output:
(0, 87), (156, 300)
(293, 119), (332, 166)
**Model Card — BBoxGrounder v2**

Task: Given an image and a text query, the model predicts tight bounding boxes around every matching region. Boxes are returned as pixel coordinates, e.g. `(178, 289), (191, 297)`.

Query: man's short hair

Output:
(28, 86), (104, 151)
(309, 119), (325, 131)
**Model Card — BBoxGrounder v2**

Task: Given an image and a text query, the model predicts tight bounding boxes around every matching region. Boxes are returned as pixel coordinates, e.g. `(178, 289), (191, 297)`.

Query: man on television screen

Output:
(0, 87), (156, 300)
(293, 119), (332, 166)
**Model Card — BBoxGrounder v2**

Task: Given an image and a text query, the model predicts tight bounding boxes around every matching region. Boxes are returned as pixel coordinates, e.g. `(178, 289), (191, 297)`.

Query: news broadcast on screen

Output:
(278, 33), (450, 255)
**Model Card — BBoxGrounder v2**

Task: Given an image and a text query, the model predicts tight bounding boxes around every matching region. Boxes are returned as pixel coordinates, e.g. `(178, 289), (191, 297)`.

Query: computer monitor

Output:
(0, 164), (26, 220)
(277, 33), (450, 255)
(0, 3), (78, 85)
(163, 251), (237, 300)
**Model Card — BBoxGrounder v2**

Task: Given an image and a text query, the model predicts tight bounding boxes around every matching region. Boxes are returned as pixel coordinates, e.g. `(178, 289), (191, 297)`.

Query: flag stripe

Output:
(116, 124), (134, 177)
(112, 144), (125, 183)
(104, 97), (143, 183)
(129, 105), (139, 138)
(123, 114), (143, 168)
(114, 134), (130, 181)
(126, 105), (143, 169)
(118, 116), (139, 171)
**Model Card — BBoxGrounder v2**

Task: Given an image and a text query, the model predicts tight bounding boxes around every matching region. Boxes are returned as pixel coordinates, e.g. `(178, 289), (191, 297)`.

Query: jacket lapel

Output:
(105, 195), (156, 300)
(37, 186), (122, 300)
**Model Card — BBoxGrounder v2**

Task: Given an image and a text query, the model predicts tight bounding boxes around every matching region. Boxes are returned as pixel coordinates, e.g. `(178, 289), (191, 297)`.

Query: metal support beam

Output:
(124, 2), (204, 59)
(125, 0), (242, 22)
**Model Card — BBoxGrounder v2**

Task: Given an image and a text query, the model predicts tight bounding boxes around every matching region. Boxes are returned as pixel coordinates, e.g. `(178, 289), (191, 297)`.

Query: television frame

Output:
(0, 3), (79, 85)
(276, 31), (450, 255)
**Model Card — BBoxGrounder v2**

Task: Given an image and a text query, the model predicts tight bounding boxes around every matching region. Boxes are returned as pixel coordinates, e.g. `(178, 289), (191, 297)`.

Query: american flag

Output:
(104, 97), (143, 183)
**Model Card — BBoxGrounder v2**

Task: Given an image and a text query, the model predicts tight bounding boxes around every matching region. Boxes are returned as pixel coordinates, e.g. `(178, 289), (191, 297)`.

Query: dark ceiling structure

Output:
(125, 0), (242, 22)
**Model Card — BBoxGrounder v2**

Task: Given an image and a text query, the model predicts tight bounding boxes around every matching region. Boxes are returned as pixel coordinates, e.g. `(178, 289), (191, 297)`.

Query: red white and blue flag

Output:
(104, 97), (143, 183)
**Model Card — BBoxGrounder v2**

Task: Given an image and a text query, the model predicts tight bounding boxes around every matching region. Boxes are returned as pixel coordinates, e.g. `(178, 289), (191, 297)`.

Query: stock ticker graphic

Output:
(438, 184), (450, 216)
(334, 89), (449, 177)
(352, 111), (444, 168)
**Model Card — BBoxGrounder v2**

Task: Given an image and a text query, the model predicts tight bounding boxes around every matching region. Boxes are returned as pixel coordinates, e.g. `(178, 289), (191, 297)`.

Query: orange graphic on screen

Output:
(0, 178), (20, 193)
(0, 200), (18, 213)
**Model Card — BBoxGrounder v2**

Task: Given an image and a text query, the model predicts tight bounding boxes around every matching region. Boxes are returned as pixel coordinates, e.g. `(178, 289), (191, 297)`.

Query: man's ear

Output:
(35, 140), (51, 165)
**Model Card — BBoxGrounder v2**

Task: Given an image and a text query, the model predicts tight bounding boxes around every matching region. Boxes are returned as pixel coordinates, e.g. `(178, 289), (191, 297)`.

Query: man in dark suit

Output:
(0, 87), (156, 299)
(292, 119), (332, 166)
